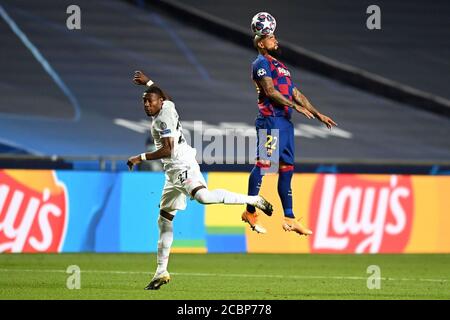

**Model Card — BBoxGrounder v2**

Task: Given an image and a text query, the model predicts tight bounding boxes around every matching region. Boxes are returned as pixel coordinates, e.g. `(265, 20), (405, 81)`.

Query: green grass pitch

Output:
(0, 253), (449, 300)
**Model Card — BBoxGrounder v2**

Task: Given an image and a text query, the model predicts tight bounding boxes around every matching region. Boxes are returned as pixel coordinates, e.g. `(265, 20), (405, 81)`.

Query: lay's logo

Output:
(0, 170), (68, 252)
(309, 174), (413, 253)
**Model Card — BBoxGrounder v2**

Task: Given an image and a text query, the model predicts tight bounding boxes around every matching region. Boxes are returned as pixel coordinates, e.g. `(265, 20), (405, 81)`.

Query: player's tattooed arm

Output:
(127, 137), (173, 170)
(292, 87), (338, 129)
(258, 77), (314, 119)
(292, 87), (321, 117)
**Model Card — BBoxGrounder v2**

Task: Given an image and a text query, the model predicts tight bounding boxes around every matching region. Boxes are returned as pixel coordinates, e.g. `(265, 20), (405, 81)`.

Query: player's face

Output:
(261, 34), (279, 51)
(142, 93), (163, 116)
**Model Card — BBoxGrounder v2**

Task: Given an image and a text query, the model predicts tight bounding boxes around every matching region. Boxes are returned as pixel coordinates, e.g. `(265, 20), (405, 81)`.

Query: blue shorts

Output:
(255, 116), (295, 165)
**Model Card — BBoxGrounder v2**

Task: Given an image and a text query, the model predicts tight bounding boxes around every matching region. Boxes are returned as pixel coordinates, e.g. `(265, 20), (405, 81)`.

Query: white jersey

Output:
(151, 100), (196, 171)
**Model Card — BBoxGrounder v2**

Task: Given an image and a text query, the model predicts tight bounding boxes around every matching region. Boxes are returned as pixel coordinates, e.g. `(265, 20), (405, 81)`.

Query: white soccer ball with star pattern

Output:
(251, 12), (276, 36)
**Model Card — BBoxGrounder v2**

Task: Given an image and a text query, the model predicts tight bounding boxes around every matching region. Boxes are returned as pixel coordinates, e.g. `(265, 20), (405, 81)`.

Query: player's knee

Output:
(191, 185), (209, 204)
(159, 209), (175, 221)
(193, 188), (213, 204)
(193, 188), (208, 204)
(279, 164), (294, 172)
(256, 160), (271, 168)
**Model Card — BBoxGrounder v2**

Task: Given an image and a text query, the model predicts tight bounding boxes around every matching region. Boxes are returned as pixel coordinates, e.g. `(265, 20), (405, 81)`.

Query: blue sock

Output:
(246, 165), (264, 213)
(278, 167), (294, 218)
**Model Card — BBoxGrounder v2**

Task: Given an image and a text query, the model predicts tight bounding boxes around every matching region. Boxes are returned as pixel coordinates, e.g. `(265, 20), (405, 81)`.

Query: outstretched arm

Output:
(258, 77), (314, 119)
(127, 137), (174, 171)
(292, 87), (337, 129)
(133, 70), (171, 101)
(133, 70), (152, 86)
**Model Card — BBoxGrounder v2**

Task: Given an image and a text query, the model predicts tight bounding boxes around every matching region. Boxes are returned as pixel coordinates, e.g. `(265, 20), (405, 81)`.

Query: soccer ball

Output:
(251, 12), (276, 36)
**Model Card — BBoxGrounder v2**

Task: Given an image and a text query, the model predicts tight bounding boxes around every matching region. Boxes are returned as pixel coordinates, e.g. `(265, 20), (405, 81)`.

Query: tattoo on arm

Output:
(259, 77), (299, 109)
(292, 87), (320, 116)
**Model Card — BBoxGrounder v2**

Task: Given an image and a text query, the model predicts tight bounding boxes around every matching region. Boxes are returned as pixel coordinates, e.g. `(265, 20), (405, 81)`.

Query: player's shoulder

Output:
(157, 100), (178, 121)
(160, 100), (176, 114)
(162, 100), (175, 109)
(252, 54), (269, 67)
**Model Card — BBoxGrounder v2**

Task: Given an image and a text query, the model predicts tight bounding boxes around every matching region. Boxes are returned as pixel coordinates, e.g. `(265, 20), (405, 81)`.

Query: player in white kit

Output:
(128, 71), (273, 290)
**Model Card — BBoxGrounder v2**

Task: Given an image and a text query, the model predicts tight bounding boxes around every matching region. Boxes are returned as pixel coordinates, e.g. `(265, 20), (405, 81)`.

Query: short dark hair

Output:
(253, 34), (267, 49)
(145, 85), (164, 97)
(144, 85), (170, 101)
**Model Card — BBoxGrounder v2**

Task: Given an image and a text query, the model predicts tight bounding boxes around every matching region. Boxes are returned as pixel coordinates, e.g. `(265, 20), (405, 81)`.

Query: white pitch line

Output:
(0, 268), (448, 283)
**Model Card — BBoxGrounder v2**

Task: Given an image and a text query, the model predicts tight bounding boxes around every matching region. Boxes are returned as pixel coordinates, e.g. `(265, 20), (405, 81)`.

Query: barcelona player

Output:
(242, 34), (337, 235)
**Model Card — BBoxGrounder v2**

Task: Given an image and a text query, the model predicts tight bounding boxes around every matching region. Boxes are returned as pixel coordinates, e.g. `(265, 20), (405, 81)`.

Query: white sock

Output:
(156, 215), (173, 275)
(194, 188), (259, 205)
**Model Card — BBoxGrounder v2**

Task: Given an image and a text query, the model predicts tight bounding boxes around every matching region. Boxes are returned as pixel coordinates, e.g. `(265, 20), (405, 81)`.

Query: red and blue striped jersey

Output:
(252, 54), (294, 118)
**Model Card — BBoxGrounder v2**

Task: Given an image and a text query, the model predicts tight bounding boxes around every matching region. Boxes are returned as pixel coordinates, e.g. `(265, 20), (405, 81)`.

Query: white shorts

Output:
(159, 160), (207, 213)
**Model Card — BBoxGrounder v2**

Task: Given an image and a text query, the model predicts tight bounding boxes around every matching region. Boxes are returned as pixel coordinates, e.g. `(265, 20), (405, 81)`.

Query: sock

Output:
(246, 164), (264, 213)
(156, 215), (173, 275)
(278, 166), (295, 218)
(194, 188), (259, 205)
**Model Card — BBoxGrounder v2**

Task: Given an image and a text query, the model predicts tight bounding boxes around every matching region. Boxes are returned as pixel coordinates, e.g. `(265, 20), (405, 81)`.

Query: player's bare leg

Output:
(145, 210), (173, 290)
